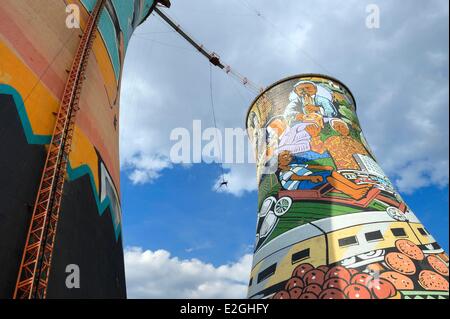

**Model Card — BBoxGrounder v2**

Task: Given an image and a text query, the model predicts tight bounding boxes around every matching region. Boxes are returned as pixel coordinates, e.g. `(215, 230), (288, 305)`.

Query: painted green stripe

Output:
(401, 291), (449, 296)
(290, 202), (360, 214)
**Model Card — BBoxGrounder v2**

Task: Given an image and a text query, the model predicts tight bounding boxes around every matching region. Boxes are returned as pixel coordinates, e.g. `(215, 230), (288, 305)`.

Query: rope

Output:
(239, 0), (332, 74)
(154, 7), (263, 96)
(208, 64), (226, 182)
(133, 34), (196, 52)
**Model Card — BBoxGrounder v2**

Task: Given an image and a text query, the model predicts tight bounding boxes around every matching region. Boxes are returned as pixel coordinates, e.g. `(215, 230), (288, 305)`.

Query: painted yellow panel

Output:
(267, 236), (327, 287)
(70, 126), (100, 193)
(327, 225), (364, 263)
(375, 222), (422, 250)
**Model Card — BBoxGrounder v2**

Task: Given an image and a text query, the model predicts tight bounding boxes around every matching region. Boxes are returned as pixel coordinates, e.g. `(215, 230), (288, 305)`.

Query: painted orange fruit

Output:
(379, 271), (414, 290)
(427, 255), (449, 276)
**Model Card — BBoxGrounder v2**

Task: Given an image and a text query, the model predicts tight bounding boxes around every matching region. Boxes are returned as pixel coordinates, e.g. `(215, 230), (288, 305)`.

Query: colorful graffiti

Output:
(246, 74), (449, 299)
(0, 0), (155, 238)
(0, 0), (156, 297)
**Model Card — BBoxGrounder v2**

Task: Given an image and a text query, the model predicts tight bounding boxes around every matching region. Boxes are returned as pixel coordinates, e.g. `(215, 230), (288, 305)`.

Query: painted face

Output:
(333, 121), (350, 136)
(278, 151), (293, 167)
(295, 83), (317, 97)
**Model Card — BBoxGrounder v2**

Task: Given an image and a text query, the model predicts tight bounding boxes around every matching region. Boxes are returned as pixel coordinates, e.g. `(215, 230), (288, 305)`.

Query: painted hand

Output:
(304, 104), (320, 113)
(309, 175), (323, 183)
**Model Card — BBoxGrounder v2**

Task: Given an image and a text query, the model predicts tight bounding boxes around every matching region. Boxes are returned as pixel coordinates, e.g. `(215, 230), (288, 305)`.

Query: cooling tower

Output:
(0, 0), (158, 298)
(246, 74), (449, 299)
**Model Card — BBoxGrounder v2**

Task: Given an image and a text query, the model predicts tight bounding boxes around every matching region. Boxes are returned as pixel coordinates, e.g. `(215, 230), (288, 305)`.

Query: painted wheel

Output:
(259, 196), (276, 218)
(259, 211), (277, 238)
(274, 197), (292, 216)
(386, 206), (407, 221)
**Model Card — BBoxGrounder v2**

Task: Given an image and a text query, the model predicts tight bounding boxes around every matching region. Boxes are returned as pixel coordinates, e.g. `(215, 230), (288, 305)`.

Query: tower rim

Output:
(245, 73), (357, 130)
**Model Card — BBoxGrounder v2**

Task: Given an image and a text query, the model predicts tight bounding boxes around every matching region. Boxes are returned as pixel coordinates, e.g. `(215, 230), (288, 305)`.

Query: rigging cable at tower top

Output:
(208, 64), (228, 189)
(237, 0), (331, 74)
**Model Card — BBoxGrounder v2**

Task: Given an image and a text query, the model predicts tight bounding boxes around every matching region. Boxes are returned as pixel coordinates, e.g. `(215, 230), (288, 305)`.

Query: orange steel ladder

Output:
(13, 0), (105, 299)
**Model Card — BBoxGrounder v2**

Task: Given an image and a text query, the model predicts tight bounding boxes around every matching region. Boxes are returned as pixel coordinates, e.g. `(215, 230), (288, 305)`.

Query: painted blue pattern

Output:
(111, 0), (135, 51)
(81, 0), (96, 12)
(140, 0), (155, 22)
(98, 9), (121, 79)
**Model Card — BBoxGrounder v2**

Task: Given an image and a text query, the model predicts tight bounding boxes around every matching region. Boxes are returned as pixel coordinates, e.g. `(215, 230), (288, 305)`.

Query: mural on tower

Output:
(246, 74), (449, 299)
(0, 0), (156, 298)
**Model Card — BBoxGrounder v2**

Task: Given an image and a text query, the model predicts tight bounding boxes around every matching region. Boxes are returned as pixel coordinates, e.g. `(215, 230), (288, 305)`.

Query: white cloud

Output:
(394, 159), (449, 194)
(124, 247), (252, 299)
(124, 153), (172, 184)
(426, 50), (448, 67)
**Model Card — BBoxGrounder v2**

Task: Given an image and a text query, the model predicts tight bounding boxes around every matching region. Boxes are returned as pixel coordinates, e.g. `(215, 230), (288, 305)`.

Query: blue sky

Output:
(120, 0), (449, 298)
(402, 186), (449, 252)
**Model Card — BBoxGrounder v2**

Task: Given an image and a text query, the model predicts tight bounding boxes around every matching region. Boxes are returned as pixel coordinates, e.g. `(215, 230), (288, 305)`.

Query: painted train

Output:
(248, 207), (447, 299)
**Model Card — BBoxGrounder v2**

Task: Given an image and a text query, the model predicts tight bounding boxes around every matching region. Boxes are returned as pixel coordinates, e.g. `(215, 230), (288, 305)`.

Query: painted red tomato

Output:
(285, 277), (304, 291)
(303, 284), (322, 296)
(323, 278), (348, 291)
(351, 273), (374, 286)
(292, 263), (314, 279)
(344, 284), (372, 299)
(273, 290), (290, 299)
(369, 278), (397, 299)
(317, 265), (329, 273)
(319, 288), (347, 299)
(304, 269), (326, 286)
(299, 292), (318, 299)
(325, 266), (352, 282)
(289, 287), (303, 299)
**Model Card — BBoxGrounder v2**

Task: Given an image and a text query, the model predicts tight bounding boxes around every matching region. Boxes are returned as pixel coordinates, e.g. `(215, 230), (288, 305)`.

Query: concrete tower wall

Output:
(246, 74), (449, 299)
(0, 0), (155, 298)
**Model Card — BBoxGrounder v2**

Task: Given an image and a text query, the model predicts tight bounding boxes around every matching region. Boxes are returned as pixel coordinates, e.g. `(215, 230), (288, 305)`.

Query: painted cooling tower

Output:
(0, 0), (158, 298)
(246, 74), (449, 300)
